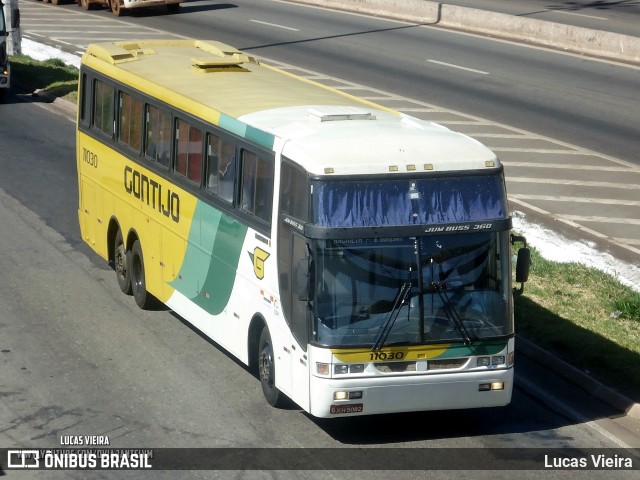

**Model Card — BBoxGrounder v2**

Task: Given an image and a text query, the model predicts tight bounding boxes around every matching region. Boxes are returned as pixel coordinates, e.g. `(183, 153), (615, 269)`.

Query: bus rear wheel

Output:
(130, 240), (156, 309)
(110, 0), (124, 16)
(114, 229), (132, 295)
(258, 327), (285, 407)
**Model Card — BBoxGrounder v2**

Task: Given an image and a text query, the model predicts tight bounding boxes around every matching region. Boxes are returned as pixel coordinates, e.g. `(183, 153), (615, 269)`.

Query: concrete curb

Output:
(288, 0), (640, 65)
(517, 335), (640, 421)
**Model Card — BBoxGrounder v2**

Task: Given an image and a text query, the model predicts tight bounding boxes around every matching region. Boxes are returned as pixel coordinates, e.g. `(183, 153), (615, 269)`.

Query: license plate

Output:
(330, 403), (363, 415)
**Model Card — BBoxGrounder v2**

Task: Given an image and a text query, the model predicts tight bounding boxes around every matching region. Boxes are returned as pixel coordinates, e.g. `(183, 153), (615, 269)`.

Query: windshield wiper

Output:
(430, 281), (473, 345)
(372, 282), (411, 351)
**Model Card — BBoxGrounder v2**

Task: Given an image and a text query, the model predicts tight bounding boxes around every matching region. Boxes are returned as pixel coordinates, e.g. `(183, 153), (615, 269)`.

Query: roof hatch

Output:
(308, 106), (376, 122)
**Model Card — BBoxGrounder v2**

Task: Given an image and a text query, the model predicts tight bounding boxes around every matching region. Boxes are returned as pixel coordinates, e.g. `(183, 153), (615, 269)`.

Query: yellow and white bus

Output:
(77, 40), (530, 417)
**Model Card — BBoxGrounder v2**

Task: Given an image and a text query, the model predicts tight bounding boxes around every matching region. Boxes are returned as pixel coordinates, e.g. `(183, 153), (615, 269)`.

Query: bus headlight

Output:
(477, 355), (507, 367)
(334, 365), (349, 375)
(477, 357), (490, 367)
(492, 355), (505, 366)
(333, 364), (365, 375)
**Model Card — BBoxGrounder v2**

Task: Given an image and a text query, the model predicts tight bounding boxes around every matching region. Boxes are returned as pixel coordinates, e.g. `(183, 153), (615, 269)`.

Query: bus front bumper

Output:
(309, 368), (513, 418)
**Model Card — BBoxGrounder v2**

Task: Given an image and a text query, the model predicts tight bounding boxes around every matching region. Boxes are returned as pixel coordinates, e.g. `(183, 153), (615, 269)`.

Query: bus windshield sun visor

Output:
(311, 175), (506, 228)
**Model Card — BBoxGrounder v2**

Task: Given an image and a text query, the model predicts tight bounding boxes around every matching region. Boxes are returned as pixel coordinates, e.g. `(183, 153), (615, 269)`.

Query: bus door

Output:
(286, 233), (311, 408)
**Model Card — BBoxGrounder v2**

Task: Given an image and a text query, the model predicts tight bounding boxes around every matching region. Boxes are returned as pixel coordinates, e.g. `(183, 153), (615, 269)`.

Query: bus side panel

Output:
(78, 134), (110, 261)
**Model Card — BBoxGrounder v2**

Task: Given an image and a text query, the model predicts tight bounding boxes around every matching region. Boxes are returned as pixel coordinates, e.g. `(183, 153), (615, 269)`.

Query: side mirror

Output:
(11, 9), (20, 30)
(511, 235), (530, 296)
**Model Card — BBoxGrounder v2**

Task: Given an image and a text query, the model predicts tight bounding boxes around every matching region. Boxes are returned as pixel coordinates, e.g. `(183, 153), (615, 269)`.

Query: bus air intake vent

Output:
(427, 358), (468, 370)
(375, 362), (417, 373)
(191, 57), (252, 73)
(308, 107), (376, 122)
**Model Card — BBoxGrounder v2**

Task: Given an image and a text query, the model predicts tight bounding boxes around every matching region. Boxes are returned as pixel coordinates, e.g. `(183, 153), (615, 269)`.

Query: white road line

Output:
(509, 194), (640, 207)
(562, 215), (640, 225)
(250, 19), (300, 31)
(503, 162), (640, 172)
(507, 177), (640, 189)
(427, 59), (489, 75)
(494, 148), (582, 154)
(555, 10), (608, 21)
(509, 197), (640, 256)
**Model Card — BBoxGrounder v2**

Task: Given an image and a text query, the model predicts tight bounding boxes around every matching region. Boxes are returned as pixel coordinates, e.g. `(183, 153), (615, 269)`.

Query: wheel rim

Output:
(115, 244), (127, 279)
(259, 343), (274, 388)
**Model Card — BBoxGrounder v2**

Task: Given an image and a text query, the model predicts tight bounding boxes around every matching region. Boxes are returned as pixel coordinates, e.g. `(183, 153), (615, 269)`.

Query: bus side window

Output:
(218, 141), (236, 204)
(93, 79), (115, 137)
(145, 105), (171, 168)
(79, 73), (88, 126)
(118, 91), (143, 153)
(241, 150), (274, 223)
(174, 118), (202, 185)
(206, 133), (220, 195)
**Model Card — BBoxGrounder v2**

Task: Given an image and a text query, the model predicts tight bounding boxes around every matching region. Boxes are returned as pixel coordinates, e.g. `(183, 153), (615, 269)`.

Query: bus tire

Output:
(110, 0), (124, 16)
(114, 229), (132, 295)
(130, 240), (156, 309)
(258, 327), (285, 408)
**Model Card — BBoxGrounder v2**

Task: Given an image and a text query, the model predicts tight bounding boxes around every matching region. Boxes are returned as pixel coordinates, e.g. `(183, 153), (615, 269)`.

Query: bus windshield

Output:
(312, 232), (512, 348)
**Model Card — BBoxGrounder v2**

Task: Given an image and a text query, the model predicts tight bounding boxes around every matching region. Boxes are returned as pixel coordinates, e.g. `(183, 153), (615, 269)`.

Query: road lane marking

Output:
(562, 215), (640, 225)
(503, 162), (640, 173)
(509, 198), (640, 256)
(427, 59), (489, 75)
(555, 10), (608, 21)
(250, 19), (300, 31)
(507, 177), (640, 189)
(510, 194), (640, 207)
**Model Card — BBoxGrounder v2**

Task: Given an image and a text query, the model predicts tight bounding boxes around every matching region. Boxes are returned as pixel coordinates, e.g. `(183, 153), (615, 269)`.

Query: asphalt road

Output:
(0, 67), (639, 478)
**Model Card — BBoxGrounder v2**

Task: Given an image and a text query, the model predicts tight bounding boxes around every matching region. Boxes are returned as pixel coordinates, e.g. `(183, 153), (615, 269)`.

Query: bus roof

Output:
(83, 40), (499, 176)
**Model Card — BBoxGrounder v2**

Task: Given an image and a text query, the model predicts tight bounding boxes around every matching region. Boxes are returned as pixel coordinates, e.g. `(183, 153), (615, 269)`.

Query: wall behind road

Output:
(287, 0), (640, 65)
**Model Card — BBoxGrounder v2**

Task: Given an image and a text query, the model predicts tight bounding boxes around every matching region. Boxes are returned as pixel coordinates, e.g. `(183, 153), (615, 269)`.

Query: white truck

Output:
(0, 0), (19, 102)
(0, 1), (9, 102)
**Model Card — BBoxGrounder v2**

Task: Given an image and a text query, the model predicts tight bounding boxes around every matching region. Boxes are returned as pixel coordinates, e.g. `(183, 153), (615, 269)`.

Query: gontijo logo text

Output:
(124, 166), (180, 223)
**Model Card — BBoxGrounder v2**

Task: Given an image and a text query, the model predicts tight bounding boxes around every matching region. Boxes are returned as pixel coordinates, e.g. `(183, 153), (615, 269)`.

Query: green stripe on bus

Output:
(219, 114), (275, 150)
(436, 340), (508, 358)
(170, 202), (248, 315)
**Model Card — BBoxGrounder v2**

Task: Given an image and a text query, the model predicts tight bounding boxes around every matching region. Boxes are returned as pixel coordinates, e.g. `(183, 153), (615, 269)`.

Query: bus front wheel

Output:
(258, 327), (284, 408)
(130, 240), (156, 309)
